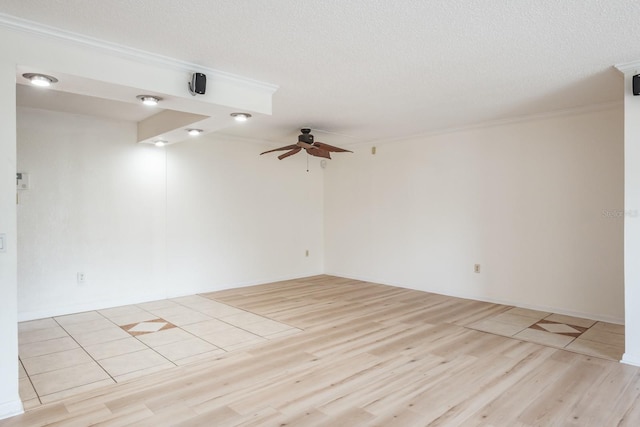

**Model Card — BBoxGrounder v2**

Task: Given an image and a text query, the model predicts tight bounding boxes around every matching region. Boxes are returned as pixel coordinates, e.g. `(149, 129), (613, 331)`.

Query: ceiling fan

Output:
(260, 128), (353, 160)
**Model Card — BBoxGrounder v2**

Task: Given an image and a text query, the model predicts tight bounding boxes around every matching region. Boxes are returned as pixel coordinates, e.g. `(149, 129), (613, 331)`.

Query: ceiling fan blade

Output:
(296, 141), (314, 149)
(313, 142), (353, 153)
(260, 144), (298, 155)
(277, 147), (302, 160)
(306, 147), (331, 159)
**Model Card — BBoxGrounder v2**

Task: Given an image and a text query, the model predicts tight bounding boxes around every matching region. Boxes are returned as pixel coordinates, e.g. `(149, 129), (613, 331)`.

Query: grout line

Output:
(21, 320), (100, 374)
(36, 378), (116, 404)
(166, 299), (291, 336)
(134, 323), (227, 356)
(51, 314), (118, 385)
(193, 294), (299, 329)
(19, 358), (42, 405)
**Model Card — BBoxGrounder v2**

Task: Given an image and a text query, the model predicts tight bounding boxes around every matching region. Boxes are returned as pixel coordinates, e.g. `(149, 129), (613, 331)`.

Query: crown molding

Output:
(615, 60), (640, 74)
(362, 100), (623, 148)
(0, 13), (279, 94)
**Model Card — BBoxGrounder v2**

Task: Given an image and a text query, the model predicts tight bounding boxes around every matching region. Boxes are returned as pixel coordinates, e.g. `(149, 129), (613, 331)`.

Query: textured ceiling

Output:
(3, 0), (639, 146)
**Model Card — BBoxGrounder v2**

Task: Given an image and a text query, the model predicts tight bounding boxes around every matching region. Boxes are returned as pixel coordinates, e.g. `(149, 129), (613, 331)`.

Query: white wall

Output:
(1, 19), (277, 419)
(17, 108), (324, 319)
(17, 108), (167, 319)
(0, 62), (22, 419)
(166, 135), (324, 295)
(325, 106), (624, 323)
(622, 72), (640, 366)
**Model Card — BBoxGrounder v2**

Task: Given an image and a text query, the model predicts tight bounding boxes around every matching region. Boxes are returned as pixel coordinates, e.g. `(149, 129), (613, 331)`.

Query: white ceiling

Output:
(4, 0), (640, 146)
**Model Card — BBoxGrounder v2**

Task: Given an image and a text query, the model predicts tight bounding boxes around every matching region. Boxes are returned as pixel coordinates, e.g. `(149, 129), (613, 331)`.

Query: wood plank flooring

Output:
(3, 275), (639, 426)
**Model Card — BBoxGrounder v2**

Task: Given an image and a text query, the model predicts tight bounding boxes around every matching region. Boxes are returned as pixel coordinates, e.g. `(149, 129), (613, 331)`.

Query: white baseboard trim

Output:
(18, 271), (325, 322)
(621, 353), (640, 367)
(21, 270), (617, 326)
(18, 292), (169, 322)
(325, 271), (624, 325)
(164, 272), (325, 299)
(0, 399), (24, 421)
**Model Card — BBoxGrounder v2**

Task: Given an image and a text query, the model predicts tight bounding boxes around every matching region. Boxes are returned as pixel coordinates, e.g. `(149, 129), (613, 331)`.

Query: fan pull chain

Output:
(306, 152), (309, 172)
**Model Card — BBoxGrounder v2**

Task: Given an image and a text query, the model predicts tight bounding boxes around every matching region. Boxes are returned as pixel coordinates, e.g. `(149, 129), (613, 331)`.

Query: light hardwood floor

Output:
(3, 275), (639, 426)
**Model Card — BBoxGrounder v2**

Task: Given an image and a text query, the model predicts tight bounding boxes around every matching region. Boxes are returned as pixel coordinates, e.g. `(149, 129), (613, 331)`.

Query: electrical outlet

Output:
(474, 264), (481, 274)
(77, 272), (86, 284)
(16, 172), (30, 190)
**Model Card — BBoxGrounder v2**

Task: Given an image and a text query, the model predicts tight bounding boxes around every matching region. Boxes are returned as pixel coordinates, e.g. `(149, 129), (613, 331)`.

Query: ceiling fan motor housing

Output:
(299, 128), (314, 145)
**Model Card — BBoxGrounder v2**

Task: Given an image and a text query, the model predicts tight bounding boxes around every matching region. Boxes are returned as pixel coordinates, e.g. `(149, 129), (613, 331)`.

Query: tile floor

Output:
(17, 295), (301, 409)
(466, 307), (624, 361)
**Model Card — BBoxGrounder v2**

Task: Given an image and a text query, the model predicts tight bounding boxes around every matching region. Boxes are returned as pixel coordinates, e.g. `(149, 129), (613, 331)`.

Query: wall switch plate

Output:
(0, 234), (6, 252)
(474, 264), (481, 273)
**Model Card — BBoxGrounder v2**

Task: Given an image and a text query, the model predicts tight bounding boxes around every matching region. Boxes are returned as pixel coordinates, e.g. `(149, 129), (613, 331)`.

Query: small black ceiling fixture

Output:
(188, 73), (206, 96)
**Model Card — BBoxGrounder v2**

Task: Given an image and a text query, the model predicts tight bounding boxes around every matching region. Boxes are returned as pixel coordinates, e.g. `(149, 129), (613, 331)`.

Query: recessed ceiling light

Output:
(22, 73), (58, 87)
(187, 129), (203, 136)
(154, 140), (167, 147)
(230, 112), (252, 122)
(137, 95), (162, 106)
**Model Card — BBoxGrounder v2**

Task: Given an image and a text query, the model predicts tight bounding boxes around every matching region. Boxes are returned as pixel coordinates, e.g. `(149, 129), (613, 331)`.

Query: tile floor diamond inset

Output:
(537, 322), (582, 334)
(121, 318), (176, 336)
(530, 320), (587, 338)
(464, 307), (623, 360)
(129, 322), (167, 333)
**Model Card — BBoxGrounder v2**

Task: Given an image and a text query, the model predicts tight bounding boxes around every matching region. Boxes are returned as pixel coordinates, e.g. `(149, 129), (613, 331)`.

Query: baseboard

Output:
(21, 270), (618, 325)
(0, 399), (23, 421)
(18, 291), (169, 322)
(18, 271), (325, 322)
(621, 353), (640, 367)
(325, 271), (625, 325)
(164, 271), (325, 298)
